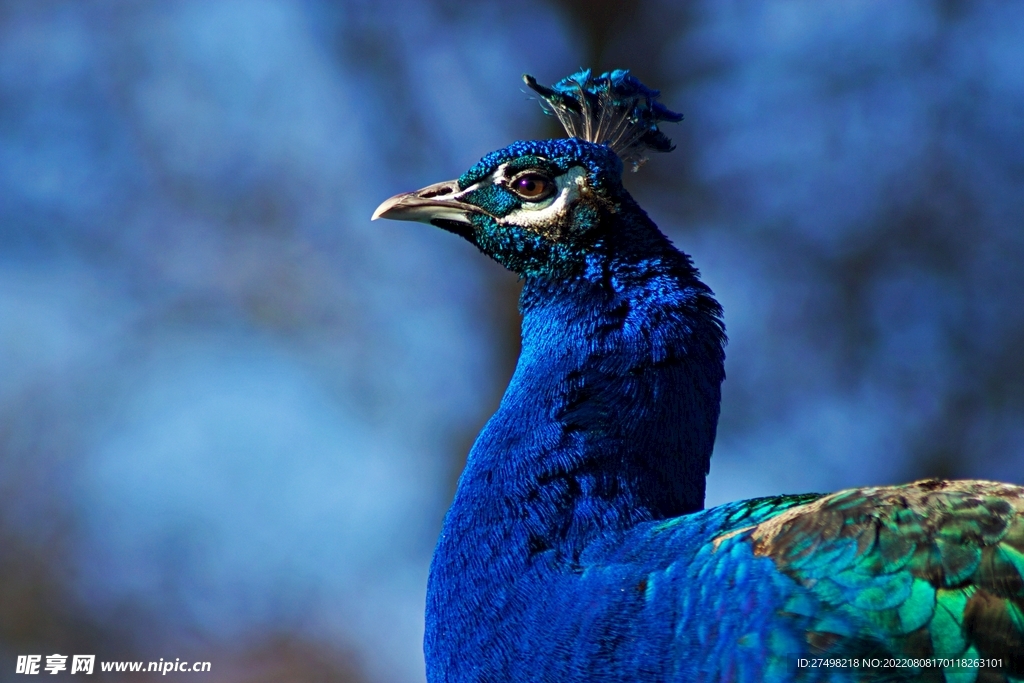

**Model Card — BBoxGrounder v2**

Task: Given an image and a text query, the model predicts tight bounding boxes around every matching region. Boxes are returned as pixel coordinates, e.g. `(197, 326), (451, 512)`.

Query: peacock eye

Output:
(509, 172), (555, 201)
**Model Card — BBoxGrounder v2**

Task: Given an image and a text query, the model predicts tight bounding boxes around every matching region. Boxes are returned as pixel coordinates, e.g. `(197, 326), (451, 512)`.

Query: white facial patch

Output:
(499, 166), (587, 232)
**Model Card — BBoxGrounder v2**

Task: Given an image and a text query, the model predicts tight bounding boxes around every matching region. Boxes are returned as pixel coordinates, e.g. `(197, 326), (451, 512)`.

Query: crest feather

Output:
(523, 69), (683, 171)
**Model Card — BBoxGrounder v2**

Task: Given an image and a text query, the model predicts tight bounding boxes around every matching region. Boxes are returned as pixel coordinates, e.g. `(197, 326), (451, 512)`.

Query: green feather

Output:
(782, 590), (817, 618)
(943, 644), (980, 683)
(997, 543), (1024, 580)
(875, 530), (917, 573)
(931, 587), (974, 657)
(897, 578), (936, 632)
(937, 538), (982, 586)
(1008, 598), (1024, 633)
(838, 568), (913, 611)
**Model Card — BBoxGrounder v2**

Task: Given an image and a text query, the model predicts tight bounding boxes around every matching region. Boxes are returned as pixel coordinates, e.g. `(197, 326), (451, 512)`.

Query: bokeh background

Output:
(2, 0), (1023, 680)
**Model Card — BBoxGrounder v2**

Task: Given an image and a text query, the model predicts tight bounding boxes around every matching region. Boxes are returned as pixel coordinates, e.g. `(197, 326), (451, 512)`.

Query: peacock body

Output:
(373, 70), (1024, 683)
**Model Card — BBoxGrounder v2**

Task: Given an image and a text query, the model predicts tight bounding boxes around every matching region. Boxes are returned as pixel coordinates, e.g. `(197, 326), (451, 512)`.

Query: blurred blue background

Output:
(2, 1), (1023, 680)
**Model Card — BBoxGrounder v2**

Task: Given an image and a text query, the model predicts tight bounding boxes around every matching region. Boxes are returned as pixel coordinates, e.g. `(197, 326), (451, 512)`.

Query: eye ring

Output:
(508, 171), (555, 202)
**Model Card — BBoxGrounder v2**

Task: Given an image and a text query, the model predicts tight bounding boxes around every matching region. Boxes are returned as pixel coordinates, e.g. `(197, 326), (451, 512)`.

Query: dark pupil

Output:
(514, 175), (547, 198)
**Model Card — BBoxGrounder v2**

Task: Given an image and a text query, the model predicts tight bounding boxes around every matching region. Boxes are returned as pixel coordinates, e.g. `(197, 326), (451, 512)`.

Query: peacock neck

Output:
(425, 228), (725, 678)
(447, 228), (725, 558)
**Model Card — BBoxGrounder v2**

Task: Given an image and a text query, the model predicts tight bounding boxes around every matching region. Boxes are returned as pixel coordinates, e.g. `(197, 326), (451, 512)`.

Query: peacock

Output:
(372, 70), (1024, 683)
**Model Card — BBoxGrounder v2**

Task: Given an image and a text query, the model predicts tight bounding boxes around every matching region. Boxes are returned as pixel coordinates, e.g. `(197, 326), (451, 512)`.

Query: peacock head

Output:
(372, 70), (682, 278)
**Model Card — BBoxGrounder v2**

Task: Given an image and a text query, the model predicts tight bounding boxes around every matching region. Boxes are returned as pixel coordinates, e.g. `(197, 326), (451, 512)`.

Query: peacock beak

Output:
(372, 179), (480, 226)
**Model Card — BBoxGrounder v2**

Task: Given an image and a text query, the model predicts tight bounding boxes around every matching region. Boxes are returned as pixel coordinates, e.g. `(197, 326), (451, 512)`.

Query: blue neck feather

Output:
(425, 197), (725, 677)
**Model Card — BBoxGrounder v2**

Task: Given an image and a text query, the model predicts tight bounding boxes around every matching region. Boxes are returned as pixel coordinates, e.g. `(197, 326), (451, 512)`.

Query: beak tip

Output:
(371, 196), (401, 222)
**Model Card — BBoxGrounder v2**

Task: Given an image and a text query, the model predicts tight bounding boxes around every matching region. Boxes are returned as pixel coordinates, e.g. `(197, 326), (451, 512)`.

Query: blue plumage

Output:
(372, 71), (1024, 682)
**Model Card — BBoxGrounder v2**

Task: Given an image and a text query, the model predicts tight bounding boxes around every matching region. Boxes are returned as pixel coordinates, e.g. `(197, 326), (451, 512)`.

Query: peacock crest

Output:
(523, 69), (683, 171)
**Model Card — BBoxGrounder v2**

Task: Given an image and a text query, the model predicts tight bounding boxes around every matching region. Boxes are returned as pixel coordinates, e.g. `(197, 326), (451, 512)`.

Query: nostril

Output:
(421, 184), (456, 199)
